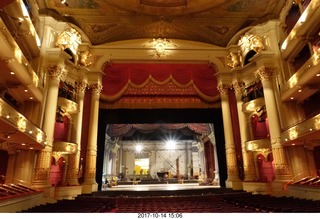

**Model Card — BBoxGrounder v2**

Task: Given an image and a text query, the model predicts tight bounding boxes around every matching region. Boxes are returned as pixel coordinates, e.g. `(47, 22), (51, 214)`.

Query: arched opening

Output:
(257, 153), (275, 182)
(244, 50), (257, 65)
(49, 156), (66, 186)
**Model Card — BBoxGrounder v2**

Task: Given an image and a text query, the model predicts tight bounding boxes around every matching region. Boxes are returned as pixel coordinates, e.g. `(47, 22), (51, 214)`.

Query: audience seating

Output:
(19, 187), (320, 213)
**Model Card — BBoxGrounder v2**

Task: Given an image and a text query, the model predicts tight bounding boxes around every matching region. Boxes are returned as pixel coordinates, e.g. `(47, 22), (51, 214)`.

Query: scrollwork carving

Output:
(217, 84), (231, 96)
(255, 67), (276, 81)
(90, 83), (103, 96)
(46, 65), (66, 80)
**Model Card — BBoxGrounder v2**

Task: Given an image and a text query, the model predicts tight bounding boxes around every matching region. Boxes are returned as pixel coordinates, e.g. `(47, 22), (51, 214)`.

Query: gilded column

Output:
(256, 67), (291, 183)
(82, 83), (102, 193)
(33, 65), (65, 195)
(217, 84), (242, 189)
(67, 80), (87, 186)
(233, 81), (257, 181)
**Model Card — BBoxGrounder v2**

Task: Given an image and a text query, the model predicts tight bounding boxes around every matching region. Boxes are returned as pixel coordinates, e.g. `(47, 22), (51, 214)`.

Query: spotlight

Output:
(136, 144), (142, 153)
(166, 140), (176, 150)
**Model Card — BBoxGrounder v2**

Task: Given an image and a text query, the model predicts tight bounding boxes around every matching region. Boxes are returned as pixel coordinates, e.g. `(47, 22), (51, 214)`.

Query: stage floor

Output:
(102, 183), (219, 191)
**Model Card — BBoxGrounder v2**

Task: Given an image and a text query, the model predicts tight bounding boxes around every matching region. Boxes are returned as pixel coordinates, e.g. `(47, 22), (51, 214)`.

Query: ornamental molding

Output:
(217, 84), (231, 95)
(76, 80), (87, 94)
(255, 67), (276, 81)
(46, 65), (66, 80)
(232, 81), (245, 94)
(90, 83), (103, 95)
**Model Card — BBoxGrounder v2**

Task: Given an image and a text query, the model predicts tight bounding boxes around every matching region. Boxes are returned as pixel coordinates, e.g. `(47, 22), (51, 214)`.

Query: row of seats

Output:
(223, 193), (320, 213)
(20, 188), (320, 213)
(20, 197), (116, 213)
(290, 176), (320, 186)
(0, 184), (39, 199)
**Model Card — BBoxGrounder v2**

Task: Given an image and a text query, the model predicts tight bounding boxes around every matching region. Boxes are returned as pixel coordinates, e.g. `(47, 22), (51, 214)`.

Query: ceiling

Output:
(39, 0), (287, 47)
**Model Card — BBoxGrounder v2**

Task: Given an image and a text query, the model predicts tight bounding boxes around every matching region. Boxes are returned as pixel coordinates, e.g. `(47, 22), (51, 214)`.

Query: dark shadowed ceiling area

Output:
(38, 0), (287, 46)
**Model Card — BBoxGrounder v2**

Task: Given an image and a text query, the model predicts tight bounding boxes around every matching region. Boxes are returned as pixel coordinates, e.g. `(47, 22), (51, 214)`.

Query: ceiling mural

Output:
(40, 0), (287, 46)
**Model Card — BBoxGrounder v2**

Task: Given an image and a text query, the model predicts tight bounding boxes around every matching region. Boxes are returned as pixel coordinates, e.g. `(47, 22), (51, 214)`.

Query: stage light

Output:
(166, 140), (176, 150)
(136, 144), (142, 153)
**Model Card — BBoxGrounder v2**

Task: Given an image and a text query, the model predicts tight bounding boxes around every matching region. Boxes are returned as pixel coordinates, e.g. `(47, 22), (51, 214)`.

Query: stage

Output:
(94, 183), (228, 197)
(102, 183), (219, 191)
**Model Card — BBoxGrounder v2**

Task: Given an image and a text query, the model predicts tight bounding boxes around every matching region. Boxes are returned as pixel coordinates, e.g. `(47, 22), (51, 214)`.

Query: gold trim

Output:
(57, 97), (79, 114)
(242, 97), (265, 113)
(245, 139), (271, 152)
(53, 141), (77, 154)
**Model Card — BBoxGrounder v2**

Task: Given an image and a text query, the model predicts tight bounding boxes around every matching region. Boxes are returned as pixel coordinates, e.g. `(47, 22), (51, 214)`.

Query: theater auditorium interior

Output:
(1, 0), (320, 214)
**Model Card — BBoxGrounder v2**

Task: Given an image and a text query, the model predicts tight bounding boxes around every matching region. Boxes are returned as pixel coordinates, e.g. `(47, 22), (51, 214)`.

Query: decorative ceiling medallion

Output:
(144, 38), (177, 58)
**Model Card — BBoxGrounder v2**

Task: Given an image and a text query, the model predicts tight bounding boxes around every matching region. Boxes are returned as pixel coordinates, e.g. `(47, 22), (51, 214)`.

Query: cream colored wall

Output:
(286, 145), (314, 180)
(12, 150), (36, 185)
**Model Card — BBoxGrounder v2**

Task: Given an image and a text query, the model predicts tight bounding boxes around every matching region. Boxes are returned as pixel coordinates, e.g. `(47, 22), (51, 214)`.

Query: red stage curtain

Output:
(108, 123), (210, 137)
(102, 63), (218, 101)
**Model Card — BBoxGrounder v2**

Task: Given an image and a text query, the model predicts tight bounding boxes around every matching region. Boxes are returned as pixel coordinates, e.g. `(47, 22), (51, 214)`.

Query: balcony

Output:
(281, 113), (320, 147)
(245, 139), (271, 152)
(0, 98), (46, 150)
(281, 52), (320, 103)
(0, 17), (43, 103)
(52, 141), (77, 154)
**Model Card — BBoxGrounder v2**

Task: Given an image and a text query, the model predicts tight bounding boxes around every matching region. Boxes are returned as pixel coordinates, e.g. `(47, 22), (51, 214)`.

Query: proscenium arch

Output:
(96, 108), (227, 190)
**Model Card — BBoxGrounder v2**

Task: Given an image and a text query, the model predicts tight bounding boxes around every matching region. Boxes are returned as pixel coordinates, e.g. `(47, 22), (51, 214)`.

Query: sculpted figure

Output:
(78, 50), (92, 66)
(227, 51), (242, 68)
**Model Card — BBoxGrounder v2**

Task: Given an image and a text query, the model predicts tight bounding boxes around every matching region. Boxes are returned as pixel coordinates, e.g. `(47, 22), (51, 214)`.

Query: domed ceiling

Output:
(39, 0), (287, 46)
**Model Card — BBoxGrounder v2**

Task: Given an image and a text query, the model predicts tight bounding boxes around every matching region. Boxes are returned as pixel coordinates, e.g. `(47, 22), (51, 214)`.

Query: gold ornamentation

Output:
(144, 38), (177, 58)
(46, 65), (66, 80)
(255, 67), (276, 81)
(227, 51), (243, 68)
(272, 147), (290, 175)
(238, 33), (266, 55)
(55, 28), (82, 56)
(76, 80), (87, 94)
(233, 81), (245, 94)
(217, 84), (231, 95)
(91, 83), (103, 95)
(78, 50), (92, 66)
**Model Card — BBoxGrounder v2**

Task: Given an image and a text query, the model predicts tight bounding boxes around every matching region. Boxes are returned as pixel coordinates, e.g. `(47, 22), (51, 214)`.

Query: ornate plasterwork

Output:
(233, 81), (245, 94)
(78, 51), (92, 66)
(76, 80), (87, 94)
(217, 84), (231, 95)
(238, 33), (266, 58)
(255, 67), (276, 81)
(227, 51), (243, 68)
(90, 83), (103, 96)
(45, 0), (287, 46)
(55, 28), (82, 56)
(46, 65), (66, 80)
(144, 38), (177, 58)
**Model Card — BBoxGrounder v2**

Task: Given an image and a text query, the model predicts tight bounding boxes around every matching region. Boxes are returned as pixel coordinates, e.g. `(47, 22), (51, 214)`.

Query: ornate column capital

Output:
(255, 67), (276, 81)
(232, 81), (245, 94)
(46, 65), (66, 80)
(217, 84), (231, 96)
(90, 83), (103, 96)
(76, 80), (87, 94)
